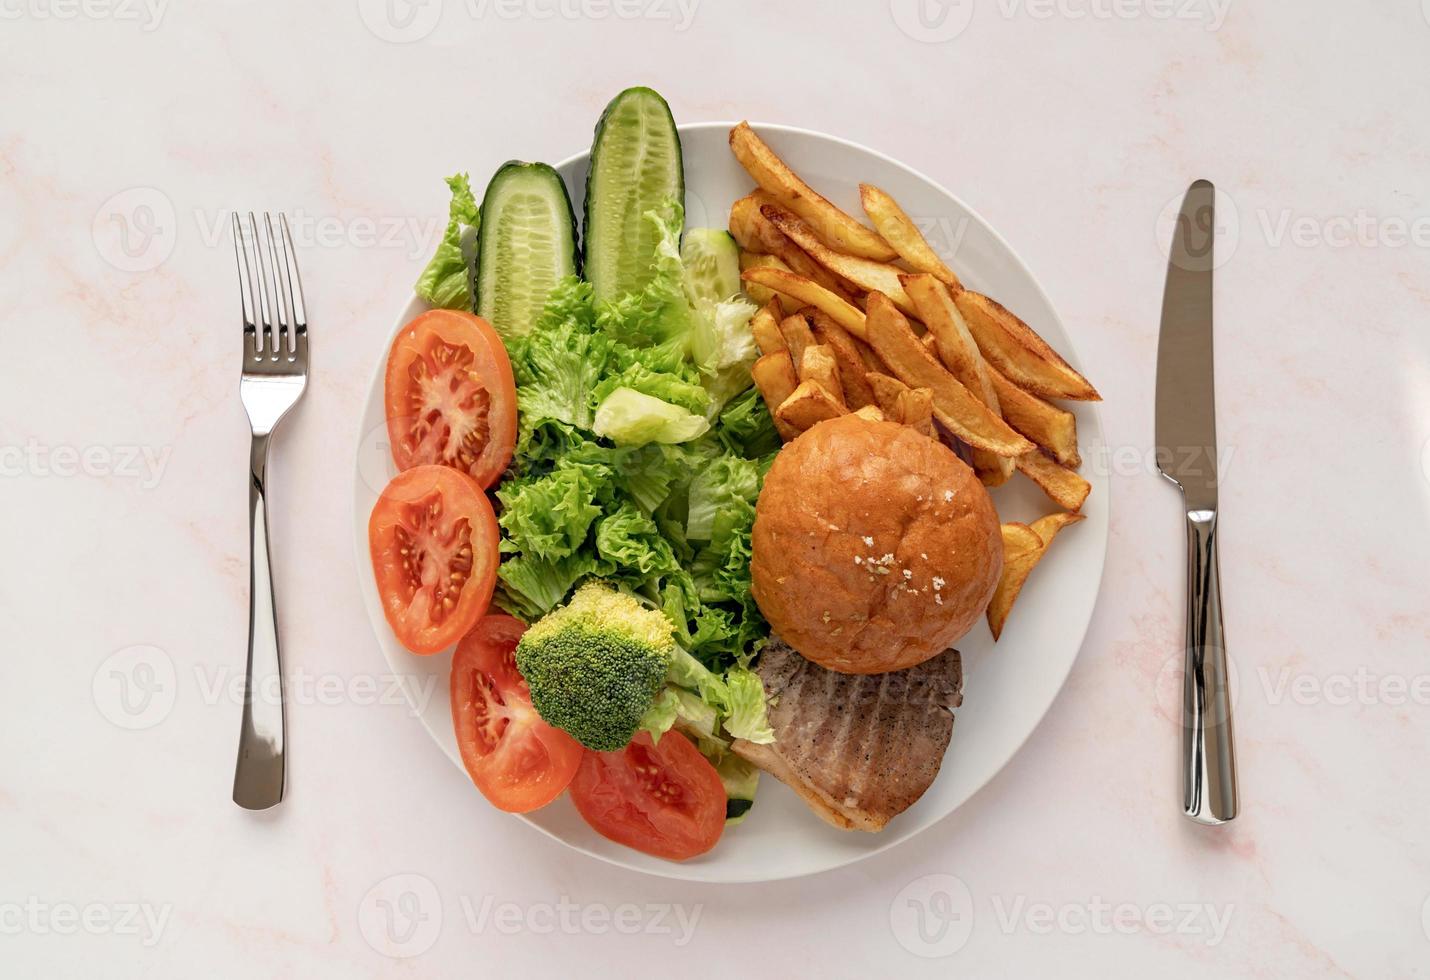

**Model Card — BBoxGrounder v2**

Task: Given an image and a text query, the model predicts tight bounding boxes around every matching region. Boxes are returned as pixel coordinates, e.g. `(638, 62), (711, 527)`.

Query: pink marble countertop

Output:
(4, 1), (1428, 976)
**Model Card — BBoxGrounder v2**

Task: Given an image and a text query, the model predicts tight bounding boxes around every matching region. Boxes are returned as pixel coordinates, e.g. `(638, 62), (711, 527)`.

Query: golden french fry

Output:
(865, 371), (911, 418)
(1016, 449), (1091, 512)
(989, 366), (1080, 466)
(751, 351), (800, 442)
(731, 194), (857, 300)
(851, 405), (885, 423)
(895, 387), (934, 437)
(778, 312), (817, 369)
(776, 379), (848, 432)
(763, 206), (919, 317)
(798, 344), (846, 407)
(807, 310), (876, 410)
(1030, 511), (1086, 546)
(903, 273), (1013, 484)
(750, 297), (786, 356)
(953, 291), (1100, 401)
(987, 522), (1046, 641)
(740, 252), (791, 305)
(863, 293), (1034, 457)
(741, 268), (868, 341)
(860, 184), (962, 290)
(729, 122), (899, 261)
(987, 513), (1085, 639)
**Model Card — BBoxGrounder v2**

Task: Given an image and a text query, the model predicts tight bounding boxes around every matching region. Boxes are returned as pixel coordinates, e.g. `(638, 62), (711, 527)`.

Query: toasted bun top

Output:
(751, 416), (1002, 674)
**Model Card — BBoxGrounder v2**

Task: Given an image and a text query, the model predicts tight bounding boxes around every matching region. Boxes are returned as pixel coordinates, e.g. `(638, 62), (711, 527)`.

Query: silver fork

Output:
(232, 212), (308, 810)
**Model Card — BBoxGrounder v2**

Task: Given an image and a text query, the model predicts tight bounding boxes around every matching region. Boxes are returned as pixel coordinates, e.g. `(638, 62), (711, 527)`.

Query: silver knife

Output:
(1156, 179), (1239, 825)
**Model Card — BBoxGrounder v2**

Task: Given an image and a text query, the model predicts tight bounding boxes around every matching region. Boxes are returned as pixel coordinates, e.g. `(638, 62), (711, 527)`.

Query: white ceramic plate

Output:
(352, 123), (1108, 883)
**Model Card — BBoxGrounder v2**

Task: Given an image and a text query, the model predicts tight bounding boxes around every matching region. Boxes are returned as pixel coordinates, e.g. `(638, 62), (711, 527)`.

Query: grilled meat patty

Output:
(732, 639), (964, 832)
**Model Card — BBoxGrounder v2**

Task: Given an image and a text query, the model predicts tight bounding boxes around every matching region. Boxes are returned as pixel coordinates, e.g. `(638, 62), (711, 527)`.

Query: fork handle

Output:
(233, 432), (286, 810)
(1181, 509), (1238, 824)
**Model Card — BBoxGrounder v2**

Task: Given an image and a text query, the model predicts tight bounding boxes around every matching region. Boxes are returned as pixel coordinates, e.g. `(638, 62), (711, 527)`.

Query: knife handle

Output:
(1181, 509), (1239, 824)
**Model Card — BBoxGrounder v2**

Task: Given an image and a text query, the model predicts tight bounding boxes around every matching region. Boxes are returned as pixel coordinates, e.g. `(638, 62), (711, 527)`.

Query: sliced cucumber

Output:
(716, 753), (759, 826)
(584, 87), (684, 303)
(475, 160), (579, 338)
(681, 228), (741, 309)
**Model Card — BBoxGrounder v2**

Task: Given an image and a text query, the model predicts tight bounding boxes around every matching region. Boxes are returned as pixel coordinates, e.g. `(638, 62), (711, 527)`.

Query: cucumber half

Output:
(584, 86), (684, 303)
(475, 160), (579, 338)
(681, 228), (741, 309)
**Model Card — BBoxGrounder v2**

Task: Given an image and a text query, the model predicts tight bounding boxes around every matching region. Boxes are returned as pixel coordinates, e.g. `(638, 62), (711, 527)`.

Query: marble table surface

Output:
(4, 1), (1428, 976)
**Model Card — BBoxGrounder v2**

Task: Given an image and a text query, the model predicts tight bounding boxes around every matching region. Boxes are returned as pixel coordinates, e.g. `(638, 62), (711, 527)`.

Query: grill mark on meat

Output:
(733, 638), (963, 832)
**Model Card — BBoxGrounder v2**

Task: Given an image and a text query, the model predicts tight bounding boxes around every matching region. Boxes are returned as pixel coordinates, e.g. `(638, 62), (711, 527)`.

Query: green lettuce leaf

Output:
(686, 453), (761, 542)
(593, 388), (709, 447)
(496, 457), (610, 561)
(722, 667), (774, 744)
(414, 174), (479, 310)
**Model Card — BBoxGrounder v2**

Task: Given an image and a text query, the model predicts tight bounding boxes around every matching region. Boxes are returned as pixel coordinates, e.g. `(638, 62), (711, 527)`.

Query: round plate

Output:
(352, 123), (1109, 883)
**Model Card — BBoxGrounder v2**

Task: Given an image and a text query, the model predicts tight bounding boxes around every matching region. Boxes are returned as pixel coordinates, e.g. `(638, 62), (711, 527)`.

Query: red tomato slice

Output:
(569, 731), (726, 862)
(450, 615), (583, 813)
(385, 310), (517, 489)
(369, 465), (498, 654)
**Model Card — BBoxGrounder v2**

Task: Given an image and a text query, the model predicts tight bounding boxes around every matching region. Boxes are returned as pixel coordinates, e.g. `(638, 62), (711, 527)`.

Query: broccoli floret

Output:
(515, 581), (675, 751)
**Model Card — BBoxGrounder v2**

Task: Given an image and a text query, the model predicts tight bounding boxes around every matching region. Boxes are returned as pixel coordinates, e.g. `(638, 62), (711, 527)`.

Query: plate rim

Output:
(350, 121), (1110, 883)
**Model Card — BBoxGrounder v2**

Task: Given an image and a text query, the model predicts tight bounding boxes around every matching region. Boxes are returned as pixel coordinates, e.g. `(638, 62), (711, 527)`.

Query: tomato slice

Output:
(385, 310), (517, 489)
(450, 615), (583, 813)
(369, 465), (498, 654)
(569, 731), (726, 862)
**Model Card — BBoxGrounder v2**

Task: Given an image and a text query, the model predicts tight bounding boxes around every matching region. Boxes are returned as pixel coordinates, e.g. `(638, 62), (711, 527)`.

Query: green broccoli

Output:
(514, 581), (675, 751)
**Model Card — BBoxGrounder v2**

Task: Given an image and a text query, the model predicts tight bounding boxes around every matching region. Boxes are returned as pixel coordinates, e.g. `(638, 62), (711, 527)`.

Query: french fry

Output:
(1015, 449), (1091, 512)
(729, 122), (898, 261)
(865, 372), (911, 418)
(987, 523), (1045, 641)
(798, 344), (846, 407)
(807, 310), (876, 410)
(989, 366), (1080, 467)
(776, 379), (847, 432)
(851, 405), (885, 423)
(751, 352), (800, 442)
(1030, 511), (1086, 546)
(895, 387), (935, 437)
(728, 191), (783, 253)
(903, 273), (1013, 485)
(740, 252), (791, 305)
(731, 194), (857, 300)
(863, 293), (1034, 457)
(741, 268), (868, 341)
(763, 206), (919, 317)
(987, 514), (1085, 639)
(778, 312), (817, 368)
(953, 291), (1100, 401)
(860, 184), (962, 290)
(750, 297), (786, 356)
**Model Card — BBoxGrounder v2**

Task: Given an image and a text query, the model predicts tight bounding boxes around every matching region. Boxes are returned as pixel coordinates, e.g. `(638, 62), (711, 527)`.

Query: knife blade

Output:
(1156, 179), (1218, 509)
(1156, 179), (1239, 825)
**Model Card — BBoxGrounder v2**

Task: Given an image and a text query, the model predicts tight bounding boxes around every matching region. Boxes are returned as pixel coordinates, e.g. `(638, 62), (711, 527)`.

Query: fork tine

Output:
(263, 212), (292, 358)
(248, 212), (274, 356)
(232, 213), (258, 356)
(279, 214), (307, 351)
